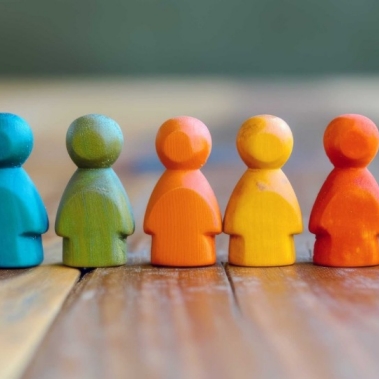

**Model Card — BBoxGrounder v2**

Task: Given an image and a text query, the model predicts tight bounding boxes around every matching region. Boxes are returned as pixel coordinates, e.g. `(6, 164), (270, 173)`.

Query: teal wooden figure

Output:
(55, 114), (135, 268)
(0, 113), (49, 268)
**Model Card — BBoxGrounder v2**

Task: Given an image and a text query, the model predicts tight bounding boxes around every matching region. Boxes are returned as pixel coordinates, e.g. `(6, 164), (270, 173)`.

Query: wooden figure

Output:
(223, 115), (303, 266)
(309, 114), (379, 267)
(55, 114), (135, 268)
(0, 113), (49, 268)
(144, 116), (222, 267)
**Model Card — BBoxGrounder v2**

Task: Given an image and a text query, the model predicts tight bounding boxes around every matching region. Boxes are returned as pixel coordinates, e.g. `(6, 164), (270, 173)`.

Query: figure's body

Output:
(144, 116), (222, 267)
(224, 115), (302, 266)
(56, 114), (134, 268)
(0, 113), (48, 268)
(309, 114), (379, 267)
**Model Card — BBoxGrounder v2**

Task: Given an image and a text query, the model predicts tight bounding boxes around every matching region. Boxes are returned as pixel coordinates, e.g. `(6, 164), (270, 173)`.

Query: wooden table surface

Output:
(2, 76), (379, 379)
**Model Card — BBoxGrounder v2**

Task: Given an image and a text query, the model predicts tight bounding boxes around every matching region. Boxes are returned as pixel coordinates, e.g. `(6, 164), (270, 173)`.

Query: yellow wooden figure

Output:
(223, 115), (303, 266)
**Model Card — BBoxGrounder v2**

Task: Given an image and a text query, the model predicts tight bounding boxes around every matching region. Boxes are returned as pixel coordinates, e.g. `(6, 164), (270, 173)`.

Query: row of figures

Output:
(0, 112), (377, 269)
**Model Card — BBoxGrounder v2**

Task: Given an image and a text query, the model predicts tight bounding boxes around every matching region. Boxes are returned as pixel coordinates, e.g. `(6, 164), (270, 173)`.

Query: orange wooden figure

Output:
(144, 116), (222, 267)
(309, 114), (379, 267)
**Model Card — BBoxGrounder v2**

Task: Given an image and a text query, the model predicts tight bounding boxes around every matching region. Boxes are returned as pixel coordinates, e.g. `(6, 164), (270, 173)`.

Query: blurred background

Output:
(0, 0), (379, 249)
(0, 0), (378, 76)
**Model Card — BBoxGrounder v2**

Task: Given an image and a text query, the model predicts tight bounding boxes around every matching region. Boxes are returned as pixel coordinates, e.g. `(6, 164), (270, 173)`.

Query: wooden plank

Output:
(0, 242), (80, 379)
(22, 257), (296, 379)
(226, 259), (379, 379)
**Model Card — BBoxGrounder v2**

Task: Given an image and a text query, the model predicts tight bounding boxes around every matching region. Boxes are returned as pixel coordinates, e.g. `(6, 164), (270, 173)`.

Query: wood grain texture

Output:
(309, 114), (379, 266)
(224, 115), (302, 266)
(227, 262), (379, 379)
(22, 260), (296, 379)
(0, 242), (80, 379)
(56, 114), (135, 267)
(144, 116), (222, 267)
(0, 113), (48, 268)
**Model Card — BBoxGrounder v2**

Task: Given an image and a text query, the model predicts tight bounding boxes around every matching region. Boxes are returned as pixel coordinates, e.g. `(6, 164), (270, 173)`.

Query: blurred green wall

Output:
(1, 0), (379, 75)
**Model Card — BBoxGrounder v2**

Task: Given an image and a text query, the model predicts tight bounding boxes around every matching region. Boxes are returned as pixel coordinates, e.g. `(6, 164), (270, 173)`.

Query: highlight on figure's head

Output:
(236, 115), (293, 169)
(155, 116), (212, 170)
(324, 114), (379, 168)
(0, 113), (33, 168)
(66, 114), (124, 168)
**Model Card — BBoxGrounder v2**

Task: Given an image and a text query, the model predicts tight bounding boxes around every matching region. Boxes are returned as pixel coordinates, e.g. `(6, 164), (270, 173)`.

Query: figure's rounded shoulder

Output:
(310, 172), (379, 233)
(57, 185), (122, 227)
(224, 188), (301, 236)
(145, 186), (221, 237)
(144, 169), (220, 233)
(227, 169), (296, 202)
(0, 168), (41, 203)
(60, 172), (122, 208)
(147, 170), (216, 206)
(314, 168), (379, 209)
(147, 186), (219, 223)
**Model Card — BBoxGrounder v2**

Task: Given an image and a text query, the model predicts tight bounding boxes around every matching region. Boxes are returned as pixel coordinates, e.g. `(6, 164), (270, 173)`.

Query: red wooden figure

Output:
(309, 114), (379, 267)
(144, 116), (222, 267)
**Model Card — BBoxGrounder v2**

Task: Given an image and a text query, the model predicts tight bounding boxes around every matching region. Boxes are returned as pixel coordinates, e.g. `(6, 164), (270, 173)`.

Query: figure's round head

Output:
(156, 116), (211, 170)
(236, 115), (293, 169)
(0, 113), (33, 168)
(324, 114), (379, 168)
(67, 114), (124, 168)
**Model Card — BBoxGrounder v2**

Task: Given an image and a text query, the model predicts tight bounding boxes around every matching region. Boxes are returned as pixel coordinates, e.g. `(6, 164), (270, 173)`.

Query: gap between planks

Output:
(225, 262), (379, 379)
(23, 262), (290, 379)
(0, 241), (80, 379)
(20, 219), (316, 379)
(0, 172), (157, 379)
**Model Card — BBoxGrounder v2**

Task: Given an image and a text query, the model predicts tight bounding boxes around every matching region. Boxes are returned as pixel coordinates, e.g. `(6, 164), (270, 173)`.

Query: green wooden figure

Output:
(55, 114), (135, 267)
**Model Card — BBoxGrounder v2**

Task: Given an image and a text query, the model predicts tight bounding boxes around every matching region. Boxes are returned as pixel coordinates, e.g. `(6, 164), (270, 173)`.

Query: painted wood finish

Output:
(144, 116), (222, 267)
(0, 113), (48, 268)
(224, 115), (303, 266)
(309, 114), (379, 267)
(56, 114), (135, 268)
